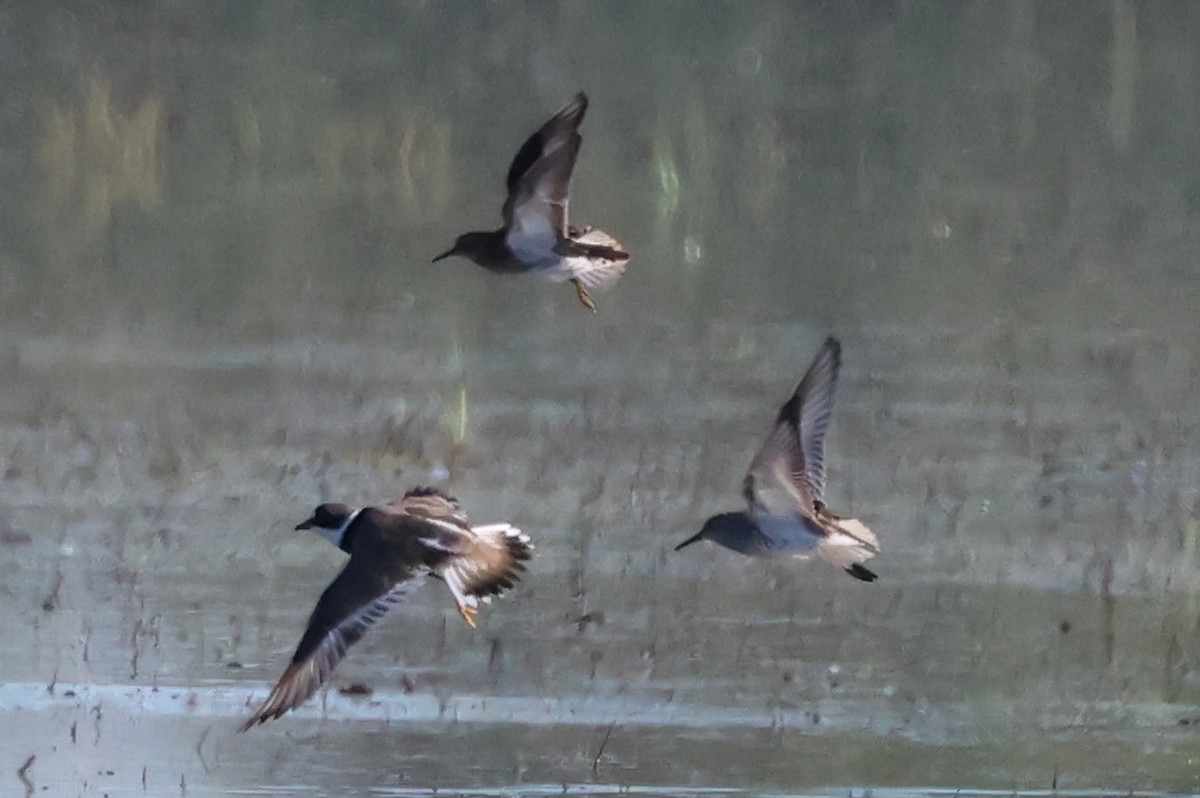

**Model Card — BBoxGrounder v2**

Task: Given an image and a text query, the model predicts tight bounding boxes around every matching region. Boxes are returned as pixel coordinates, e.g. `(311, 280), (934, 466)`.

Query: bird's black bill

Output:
(673, 531), (704, 551)
(431, 248), (456, 263)
(845, 564), (878, 582)
(295, 518), (314, 531)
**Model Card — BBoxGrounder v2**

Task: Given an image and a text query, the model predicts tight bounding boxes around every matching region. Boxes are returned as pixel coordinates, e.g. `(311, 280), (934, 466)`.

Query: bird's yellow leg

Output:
(457, 603), (478, 629)
(573, 280), (597, 312)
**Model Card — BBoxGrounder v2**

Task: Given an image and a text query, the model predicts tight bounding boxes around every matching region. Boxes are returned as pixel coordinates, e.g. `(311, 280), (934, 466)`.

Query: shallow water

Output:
(3, 2), (1200, 796)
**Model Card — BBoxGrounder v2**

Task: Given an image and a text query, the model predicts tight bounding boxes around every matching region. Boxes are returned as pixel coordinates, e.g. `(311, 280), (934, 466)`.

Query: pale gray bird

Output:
(675, 337), (880, 581)
(432, 92), (630, 311)
(240, 487), (532, 730)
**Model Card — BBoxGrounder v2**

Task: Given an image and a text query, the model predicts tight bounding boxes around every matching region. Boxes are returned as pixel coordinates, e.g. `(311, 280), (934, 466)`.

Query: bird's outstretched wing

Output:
(504, 93), (588, 198)
(503, 95), (587, 261)
(744, 337), (842, 517)
(504, 136), (581, 260)
(240, 513), (424, 730)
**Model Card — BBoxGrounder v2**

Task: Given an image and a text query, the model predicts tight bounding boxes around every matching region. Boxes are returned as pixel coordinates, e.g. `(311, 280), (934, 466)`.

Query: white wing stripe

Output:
(310, 576), (423, 669)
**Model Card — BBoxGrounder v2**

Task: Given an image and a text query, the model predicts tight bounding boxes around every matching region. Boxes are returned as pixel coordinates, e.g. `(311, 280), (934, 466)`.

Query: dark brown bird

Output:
(240, 487), (532, 730)
(674, 337), (880, 581)
(432, 92), (630, 311)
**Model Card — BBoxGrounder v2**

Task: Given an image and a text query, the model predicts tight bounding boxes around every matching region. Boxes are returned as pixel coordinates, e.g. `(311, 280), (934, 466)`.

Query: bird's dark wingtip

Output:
(237, 712), (265, 733)
(845, 564), (878, 582)
(556, 92), (588, 126)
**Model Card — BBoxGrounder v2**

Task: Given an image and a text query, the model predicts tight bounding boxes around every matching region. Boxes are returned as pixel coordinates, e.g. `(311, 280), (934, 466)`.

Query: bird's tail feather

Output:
(440, 524), (533, 611)
(816, 517), (880, 578)
(563, 227), (630, 292)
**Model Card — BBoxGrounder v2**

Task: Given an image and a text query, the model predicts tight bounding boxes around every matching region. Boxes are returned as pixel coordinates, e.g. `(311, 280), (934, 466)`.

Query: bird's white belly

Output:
(506, 213), (561, 270)
(756, 515), (823, 555)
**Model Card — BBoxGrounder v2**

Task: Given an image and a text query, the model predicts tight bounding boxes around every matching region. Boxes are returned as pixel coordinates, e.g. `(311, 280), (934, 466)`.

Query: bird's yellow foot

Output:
(457, 604), (478, 629)
(573, 281), (597, 313)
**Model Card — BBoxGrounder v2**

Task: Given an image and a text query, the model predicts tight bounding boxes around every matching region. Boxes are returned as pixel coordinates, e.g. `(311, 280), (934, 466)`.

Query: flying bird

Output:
(240, 487), (532, 730)
(433, 92), (630, 311)
(674, 337), (880, 581)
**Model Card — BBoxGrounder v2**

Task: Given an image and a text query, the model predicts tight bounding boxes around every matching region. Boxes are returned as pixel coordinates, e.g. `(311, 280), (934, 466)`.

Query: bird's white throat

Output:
(310, 509), (360, 549)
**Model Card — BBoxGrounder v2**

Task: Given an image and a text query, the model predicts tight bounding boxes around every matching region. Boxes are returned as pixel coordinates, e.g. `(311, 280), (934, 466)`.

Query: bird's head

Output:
(432, 232), (492, 265)
(674, 512), (750, 552)
(296, 502), (356, 551)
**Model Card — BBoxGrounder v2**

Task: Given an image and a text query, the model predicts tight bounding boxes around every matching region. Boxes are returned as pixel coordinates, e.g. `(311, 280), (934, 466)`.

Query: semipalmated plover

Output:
(432, 92), (630, 312)
(674, 337), (880, 581)
(240, 486), (532, 730)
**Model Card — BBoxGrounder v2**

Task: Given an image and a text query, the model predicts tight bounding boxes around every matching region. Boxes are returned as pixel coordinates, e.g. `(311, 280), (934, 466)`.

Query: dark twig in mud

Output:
(1100, 555), (1115, 666)
(17, 754), (34, 797)
(42, 571), (63, 612)
(92, 702), (103, 745)
(130, 618), (143, 679)
(591, 721), (616, 773)
(195, 726), (212, 774)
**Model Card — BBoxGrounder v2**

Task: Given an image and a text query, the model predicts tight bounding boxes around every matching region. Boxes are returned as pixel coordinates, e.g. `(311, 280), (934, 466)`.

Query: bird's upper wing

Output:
(505, 93), (588, 198)
(500, 94), (587, 255)
(744, 337), (842, 517)
(240, 517), (423, 730)
(503, 135), (581, 263)
(389, 486), (470, 531)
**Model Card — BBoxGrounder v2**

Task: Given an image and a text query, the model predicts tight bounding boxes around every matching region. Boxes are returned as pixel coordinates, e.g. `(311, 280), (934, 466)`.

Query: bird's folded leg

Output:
(572, 280), (598, 312)
(456, 603), (478, 629)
